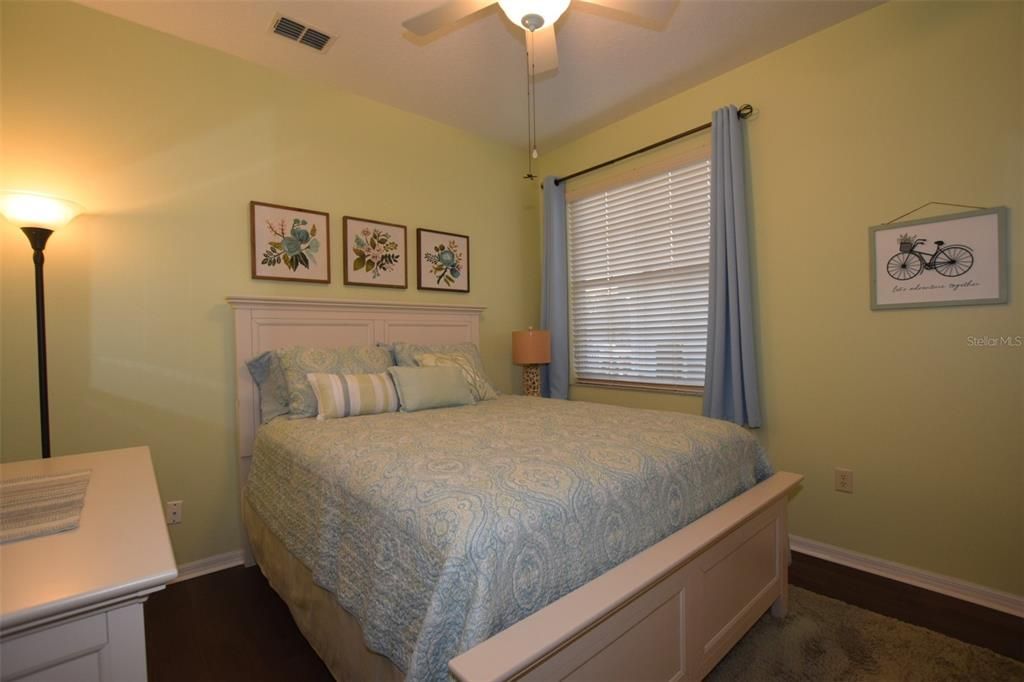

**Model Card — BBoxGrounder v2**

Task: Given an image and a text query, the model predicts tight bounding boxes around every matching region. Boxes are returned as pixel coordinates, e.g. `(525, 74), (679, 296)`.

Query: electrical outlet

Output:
(834, 468), (854, 494)
(166, 500), (183, 524)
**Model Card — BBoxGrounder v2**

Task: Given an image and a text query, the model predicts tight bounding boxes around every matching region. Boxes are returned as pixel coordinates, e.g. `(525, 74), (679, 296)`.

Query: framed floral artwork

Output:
(418, 229), (470, 292)
(251, 201), (330, 283)
(343, 216), (408, 289)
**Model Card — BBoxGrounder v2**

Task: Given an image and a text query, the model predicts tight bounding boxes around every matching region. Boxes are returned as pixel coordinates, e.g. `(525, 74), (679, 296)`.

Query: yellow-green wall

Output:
(1, 1), (6, 461)
(0, 2), (539, 564)
(3, 0), (1020, 596)
(539, 1), (1023, 594)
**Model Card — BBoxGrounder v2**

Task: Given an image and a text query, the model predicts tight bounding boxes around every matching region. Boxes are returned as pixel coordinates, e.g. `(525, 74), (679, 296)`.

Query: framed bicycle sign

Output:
(870, 207), (1008, 310)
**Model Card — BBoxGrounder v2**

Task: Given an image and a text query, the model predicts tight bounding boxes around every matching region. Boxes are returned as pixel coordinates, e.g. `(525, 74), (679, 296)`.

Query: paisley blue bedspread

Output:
(245, 396), (771, 681)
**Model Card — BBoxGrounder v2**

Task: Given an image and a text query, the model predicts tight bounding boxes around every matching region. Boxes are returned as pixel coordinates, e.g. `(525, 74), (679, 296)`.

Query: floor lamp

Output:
(1, 192), (82, 458)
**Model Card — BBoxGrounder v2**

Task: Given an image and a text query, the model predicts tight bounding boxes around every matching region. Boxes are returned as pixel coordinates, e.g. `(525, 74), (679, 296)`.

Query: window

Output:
(567, 155), (711, 392)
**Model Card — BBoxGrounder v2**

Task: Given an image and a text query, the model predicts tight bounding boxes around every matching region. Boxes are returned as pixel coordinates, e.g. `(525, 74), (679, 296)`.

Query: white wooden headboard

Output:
(227, 296), (484, 557)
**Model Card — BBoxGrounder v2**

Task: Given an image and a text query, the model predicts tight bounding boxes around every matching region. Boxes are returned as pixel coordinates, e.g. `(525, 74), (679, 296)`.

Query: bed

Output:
(229, 296), (802, 681)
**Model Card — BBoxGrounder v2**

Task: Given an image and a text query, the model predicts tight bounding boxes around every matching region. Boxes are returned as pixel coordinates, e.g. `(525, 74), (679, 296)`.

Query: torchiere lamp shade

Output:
(0, 192), (82, 229)
(2, 191), (84, 458)
(513, 328), (551, 365)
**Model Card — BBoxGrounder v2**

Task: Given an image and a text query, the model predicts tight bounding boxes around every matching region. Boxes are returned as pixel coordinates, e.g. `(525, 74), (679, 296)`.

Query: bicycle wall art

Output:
(869, 207), (1007, 310)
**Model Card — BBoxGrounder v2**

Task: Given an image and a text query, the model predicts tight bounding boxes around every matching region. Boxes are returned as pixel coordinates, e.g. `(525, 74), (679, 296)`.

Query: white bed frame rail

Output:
(228, 295), (802, 682)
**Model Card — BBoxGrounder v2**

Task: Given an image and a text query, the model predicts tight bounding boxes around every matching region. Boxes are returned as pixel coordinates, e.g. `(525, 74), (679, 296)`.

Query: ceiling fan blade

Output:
(578, 0), (678, 25)
(527, 25), (559, 75)
(402, 0), (495, 36)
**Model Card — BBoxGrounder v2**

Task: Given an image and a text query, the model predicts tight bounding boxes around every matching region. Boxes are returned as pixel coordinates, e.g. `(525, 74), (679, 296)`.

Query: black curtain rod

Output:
(552, 104), (753, 187)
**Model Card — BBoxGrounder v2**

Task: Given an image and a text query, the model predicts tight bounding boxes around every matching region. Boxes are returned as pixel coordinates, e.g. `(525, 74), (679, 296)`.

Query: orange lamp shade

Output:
(512, 328), (551, 365)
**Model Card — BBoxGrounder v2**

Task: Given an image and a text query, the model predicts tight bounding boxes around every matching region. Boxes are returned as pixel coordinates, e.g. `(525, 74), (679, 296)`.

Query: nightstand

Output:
(0, 446), (177, 681)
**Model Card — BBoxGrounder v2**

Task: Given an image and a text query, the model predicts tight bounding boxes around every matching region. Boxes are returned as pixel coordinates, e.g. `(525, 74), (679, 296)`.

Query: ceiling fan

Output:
(402, 0), (678, 74)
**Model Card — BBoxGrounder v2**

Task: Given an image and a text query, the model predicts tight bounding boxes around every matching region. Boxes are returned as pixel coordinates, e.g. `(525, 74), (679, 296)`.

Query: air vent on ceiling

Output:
(271, 15), (334, 52)
(273, 16), (304, 41)
(299, 27), (331, 51)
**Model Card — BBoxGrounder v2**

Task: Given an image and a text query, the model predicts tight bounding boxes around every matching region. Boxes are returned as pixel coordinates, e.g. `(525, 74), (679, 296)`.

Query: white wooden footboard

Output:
(449, 471), (802, 682)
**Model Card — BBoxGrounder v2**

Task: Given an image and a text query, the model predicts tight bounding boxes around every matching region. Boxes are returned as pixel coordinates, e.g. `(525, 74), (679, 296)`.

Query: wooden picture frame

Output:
(417, 228), (470, 292)
(250, 201), (330, 283)
(342, 216), (408, 289)
(869, 207), (1008, 310)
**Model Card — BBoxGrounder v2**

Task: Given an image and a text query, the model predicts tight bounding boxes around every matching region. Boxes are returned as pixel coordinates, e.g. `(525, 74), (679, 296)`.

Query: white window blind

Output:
(568, 157), (711, 389)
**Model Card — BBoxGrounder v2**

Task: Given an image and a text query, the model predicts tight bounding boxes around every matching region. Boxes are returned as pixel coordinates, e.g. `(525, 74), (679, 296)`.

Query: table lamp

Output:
(512, 327), (551, 397)
(1, 191), (83, 458)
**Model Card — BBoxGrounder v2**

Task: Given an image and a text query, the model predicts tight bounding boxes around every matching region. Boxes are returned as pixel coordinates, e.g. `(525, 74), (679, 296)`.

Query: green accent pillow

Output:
(387, 366), (476, 413)
(277, 345), (393, 418)
(415, 351), (498, 402)
(392, 341), (497, 400)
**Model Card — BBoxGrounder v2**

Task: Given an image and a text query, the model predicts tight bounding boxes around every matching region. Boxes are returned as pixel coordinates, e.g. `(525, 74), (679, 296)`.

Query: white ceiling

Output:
(78, 0), (878, 149)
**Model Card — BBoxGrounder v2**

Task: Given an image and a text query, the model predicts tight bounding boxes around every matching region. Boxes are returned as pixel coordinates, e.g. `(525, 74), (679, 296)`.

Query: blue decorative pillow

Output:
(415, 351), (498, 401)
(391, 341), (497, 400)
(246, 351), (290, 423)
(387, 366), (476, 412)
(277, 345), (394, 418)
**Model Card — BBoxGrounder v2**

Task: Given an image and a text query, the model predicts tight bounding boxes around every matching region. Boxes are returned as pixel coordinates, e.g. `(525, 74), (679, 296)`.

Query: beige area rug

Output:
(707, 587), (1023, 681)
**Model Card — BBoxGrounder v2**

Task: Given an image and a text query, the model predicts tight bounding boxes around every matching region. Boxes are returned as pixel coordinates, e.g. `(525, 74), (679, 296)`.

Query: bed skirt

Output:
(242, 497), (404, 682)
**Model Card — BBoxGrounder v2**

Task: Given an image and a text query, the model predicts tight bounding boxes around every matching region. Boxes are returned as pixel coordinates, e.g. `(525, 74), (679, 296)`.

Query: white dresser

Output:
(0, 447), (177, 681)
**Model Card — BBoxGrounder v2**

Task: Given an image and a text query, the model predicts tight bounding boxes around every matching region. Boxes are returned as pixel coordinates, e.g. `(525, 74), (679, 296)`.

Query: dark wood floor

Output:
(789, 552), (1024, 662)
(145, 566), (331, 682)
(146, 556), (1022, 681)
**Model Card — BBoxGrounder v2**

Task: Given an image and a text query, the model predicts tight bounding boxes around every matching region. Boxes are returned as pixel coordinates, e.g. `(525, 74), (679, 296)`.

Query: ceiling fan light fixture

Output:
(498, 0), (570, 31)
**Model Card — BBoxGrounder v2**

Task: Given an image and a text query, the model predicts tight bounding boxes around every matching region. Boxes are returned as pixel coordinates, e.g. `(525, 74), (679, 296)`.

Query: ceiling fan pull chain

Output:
(529, 29), (535, 174)
(531, 29), (538, 162)
(523, 29), (537, 179)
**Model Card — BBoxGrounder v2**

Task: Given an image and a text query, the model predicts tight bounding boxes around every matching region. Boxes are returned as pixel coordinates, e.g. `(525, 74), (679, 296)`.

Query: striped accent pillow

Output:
(306, 372), (399, 420)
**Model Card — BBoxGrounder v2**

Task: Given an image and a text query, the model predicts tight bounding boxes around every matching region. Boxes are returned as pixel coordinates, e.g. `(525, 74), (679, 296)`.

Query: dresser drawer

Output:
(17, 653), (101, 682)
(1, 612), (108, 681)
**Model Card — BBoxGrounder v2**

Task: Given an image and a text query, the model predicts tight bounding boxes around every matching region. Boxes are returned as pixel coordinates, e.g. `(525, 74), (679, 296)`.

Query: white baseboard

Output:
(789, 535), (1024, 618)
(171, 549), (246, 584)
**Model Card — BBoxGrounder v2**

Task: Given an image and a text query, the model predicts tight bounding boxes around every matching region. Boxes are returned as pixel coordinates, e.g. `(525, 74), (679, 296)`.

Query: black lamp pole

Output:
(21, 226), (53, 459)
